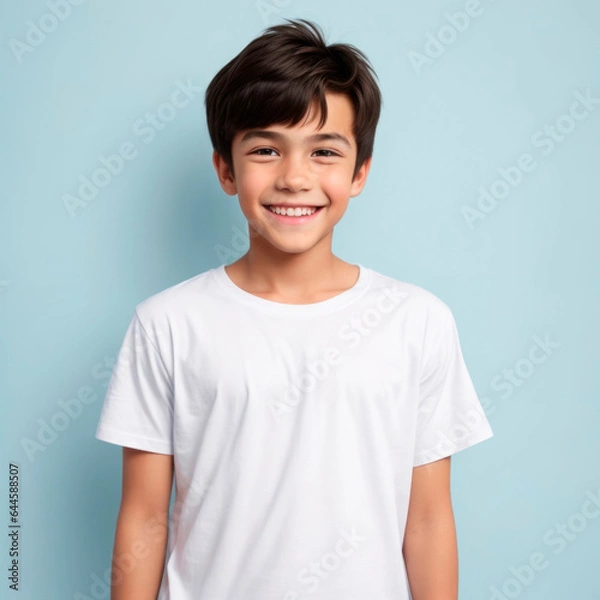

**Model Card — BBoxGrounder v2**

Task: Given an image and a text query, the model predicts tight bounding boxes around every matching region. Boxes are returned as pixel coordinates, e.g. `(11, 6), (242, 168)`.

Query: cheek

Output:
(237, 167), (270, 197)
(319, 170), (353, 197)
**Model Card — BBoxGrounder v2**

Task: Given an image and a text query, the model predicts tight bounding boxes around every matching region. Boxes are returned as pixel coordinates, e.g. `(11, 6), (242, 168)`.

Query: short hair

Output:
(204, 18), (382, 181)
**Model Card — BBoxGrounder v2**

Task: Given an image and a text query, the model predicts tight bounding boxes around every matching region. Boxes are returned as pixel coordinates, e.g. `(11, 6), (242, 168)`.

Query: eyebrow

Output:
(239, 130), (352, 149)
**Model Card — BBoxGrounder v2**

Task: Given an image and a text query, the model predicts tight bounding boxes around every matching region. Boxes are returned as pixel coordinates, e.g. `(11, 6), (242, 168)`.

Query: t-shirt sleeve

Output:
(413, 305), (493, 467)
(95, 309), (174, 455)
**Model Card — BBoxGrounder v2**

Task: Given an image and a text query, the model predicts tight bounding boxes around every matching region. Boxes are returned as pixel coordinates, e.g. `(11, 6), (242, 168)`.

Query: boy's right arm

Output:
(111, 447), (174, 600)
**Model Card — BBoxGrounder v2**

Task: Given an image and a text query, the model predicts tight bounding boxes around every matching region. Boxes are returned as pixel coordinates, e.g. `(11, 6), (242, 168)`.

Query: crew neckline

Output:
(212, 263), (371, 315)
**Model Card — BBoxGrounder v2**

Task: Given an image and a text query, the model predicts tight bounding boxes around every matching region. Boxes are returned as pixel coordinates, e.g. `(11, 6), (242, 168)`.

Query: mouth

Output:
(263, 204), (324, 223)
(265, 205), (324, 216)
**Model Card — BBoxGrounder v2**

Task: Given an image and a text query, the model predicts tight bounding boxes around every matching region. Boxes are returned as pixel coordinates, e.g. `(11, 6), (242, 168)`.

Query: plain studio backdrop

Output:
(1, 0), (599, 598)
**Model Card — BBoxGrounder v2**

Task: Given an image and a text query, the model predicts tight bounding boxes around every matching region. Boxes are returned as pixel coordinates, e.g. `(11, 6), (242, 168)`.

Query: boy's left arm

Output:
(402, 456), (458, 600)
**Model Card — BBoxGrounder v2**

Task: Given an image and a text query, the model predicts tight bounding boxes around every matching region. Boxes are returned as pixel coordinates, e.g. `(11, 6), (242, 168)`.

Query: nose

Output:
(275, 153), (311, 193)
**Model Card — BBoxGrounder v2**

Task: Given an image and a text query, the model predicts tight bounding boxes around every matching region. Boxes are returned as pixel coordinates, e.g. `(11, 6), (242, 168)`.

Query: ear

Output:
(212, 150), (237, 196)
(349, 156), (372, 198)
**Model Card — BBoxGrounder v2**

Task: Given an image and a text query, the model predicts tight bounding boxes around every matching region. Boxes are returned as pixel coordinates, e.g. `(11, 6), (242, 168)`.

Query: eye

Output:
(313, 149), (338, 157)
(252, 148), (277, 156)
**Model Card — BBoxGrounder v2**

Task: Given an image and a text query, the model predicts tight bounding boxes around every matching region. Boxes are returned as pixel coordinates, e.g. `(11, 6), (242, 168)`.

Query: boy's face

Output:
(212, 92), (371, 256)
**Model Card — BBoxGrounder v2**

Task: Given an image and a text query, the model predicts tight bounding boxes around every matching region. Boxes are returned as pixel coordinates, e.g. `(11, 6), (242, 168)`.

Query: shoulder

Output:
(132, 266), (218, 333)
(363, 267), (465, 374)
(363, 265), (454, 327)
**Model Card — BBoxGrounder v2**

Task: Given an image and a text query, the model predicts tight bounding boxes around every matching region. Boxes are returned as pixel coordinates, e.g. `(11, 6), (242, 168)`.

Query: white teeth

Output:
(268, 206), (318, 217)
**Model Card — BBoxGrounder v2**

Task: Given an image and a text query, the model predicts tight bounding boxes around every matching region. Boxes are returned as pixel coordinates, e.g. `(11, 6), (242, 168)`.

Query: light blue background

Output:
(1, 0), (599, 598)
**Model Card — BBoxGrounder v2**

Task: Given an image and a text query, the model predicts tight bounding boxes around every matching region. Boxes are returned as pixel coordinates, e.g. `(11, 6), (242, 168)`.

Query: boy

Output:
(95, 18), (494, 600)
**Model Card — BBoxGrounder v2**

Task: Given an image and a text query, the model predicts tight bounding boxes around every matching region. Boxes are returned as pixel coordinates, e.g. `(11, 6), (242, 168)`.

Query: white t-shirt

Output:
(95, 263), (494, 600)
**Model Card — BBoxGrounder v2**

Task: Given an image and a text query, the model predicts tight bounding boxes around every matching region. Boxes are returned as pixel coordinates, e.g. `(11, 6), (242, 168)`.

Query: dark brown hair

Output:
(204, 18), (382, 180)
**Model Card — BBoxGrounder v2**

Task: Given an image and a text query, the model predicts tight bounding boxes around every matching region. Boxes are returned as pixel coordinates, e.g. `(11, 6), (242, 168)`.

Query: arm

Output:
(402, 456), (458, 600)
(110, 447), (174, 600)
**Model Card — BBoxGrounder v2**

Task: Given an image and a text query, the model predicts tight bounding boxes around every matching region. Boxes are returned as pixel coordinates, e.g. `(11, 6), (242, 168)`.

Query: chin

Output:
(271, 242), (317, 255)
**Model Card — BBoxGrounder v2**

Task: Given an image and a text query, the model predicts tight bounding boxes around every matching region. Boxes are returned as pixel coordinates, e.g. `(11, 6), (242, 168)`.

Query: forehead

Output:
(234, 92), (356, 146)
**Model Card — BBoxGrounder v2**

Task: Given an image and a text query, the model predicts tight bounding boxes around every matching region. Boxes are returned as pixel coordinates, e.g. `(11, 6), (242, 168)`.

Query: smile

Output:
(267, 205), (320, 216)
(264, 204), (323, 223)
